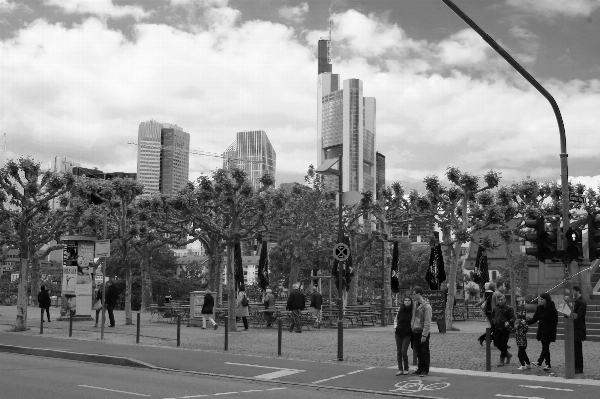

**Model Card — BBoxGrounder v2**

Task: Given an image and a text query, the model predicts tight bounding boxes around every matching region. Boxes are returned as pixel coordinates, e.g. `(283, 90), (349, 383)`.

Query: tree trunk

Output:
(30, 256), (41, 307)
(384, 242), (391, 307)
(347, 271), (357, 306)
(16, 225), (30, 331)
(125, 261), (132, 325)
(216, 254), (223, 306)
(141, 251), (152, 312)
(226, 243), (236, 332)
(441, 227), (455, 332)
(505, 244), (517, 310)
(288, 257), (299, 292)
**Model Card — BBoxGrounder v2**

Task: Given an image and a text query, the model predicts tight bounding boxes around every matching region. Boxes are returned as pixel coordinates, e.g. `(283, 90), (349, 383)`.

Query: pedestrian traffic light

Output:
(564, 228), (583, 262)
(524, 217), (557, 262)
(588, 213), (600, 260)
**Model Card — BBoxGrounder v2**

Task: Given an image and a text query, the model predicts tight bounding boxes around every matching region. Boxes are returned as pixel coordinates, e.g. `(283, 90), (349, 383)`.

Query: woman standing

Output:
(526, 293), (558, 371)
(236, 291), (250, 331)
(394, 296), (414, 375)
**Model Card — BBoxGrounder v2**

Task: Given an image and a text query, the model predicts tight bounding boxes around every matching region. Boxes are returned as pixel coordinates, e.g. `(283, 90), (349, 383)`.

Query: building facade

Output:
(137, 120), (190, 196)
(376, 151), (385, 200)
(223, 130), (276, 192)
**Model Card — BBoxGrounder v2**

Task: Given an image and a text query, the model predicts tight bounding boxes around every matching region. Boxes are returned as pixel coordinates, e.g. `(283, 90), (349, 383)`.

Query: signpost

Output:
(333, 243), (350, 262)
(95, 239), (111, 258)
(422, 290), (447, 333)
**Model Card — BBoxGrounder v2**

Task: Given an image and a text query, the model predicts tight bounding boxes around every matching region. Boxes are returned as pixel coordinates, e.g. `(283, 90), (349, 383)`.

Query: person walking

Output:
(286, 283), (306, 333)
(514, 315), (531, 370)
(201, 292), (218, 330)
(526, 292), (558, 371)
(572, 285), (587, 374)
(475, 282), (495, 345)
(105, 281), (119, 327)
(38, 285), (51, 323)
(309, 286), (323, 329)
(236, 291), (250, 331)
(263, 288), (276, 327)
(492, 294), (515, 367)
(410, 286), (432, 377)
(394, 295), (414, 376)
(93, 284), (103, 327)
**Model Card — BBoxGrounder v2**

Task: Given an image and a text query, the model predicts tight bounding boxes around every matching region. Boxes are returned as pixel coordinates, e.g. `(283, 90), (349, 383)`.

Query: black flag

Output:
(234, 242), (245, 292)
(391, 241), (399, 293)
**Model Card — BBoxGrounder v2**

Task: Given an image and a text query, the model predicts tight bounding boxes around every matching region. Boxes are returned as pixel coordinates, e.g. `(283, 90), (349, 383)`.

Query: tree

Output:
(420, 167), (501, 331)
(0, 157), (74, 331)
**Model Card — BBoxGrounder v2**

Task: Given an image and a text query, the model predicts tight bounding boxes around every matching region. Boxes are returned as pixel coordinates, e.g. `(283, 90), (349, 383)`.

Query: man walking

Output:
(264, 288), (276, 327)
(286, 284), (305, 333)
(309, 286), (323, 329)
(492, 294), (515, 367)
(38, 285), (51, 322)
(105, 281), (118, 327)
(572, 285), (587, 374)
(411, 286), (432, 376)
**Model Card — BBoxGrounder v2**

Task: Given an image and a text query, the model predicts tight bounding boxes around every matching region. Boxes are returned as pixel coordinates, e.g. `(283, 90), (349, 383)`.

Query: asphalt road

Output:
(0, 353), (378, 399)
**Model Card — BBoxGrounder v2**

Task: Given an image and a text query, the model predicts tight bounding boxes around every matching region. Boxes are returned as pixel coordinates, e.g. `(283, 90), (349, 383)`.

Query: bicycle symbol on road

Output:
(391, 380), (450, 393)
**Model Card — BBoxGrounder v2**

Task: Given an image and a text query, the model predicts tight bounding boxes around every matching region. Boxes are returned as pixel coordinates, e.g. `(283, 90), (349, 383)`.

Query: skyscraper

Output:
(376, 151), (385, 200)
(137, 120), (190, 196)
(223, 130), (276, 192)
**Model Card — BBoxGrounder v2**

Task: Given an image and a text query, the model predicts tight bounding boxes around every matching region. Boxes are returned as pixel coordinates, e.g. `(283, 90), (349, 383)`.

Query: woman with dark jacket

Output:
(526, 293), (558, 371)
(38, 285), (51, 322)
(393, 296), (414, 375)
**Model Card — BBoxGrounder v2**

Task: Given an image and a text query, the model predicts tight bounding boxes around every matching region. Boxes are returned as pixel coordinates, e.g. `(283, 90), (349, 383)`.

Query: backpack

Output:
(241, 296), (249, 307)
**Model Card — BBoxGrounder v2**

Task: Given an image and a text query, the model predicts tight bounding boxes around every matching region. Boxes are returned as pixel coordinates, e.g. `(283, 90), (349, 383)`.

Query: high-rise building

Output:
(376, 152), (385, 200)
(137, 120), (190, 196)
(223, 130), (276, 192)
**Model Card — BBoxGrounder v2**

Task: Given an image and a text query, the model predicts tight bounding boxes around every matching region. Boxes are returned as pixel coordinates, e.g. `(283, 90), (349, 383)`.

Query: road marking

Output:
(520, 385), (573, 391)
(224, 362), (304, 380)
(79, 385), (151, 396)
(224, 362), (302, 371)
(496, 395), (544, 399)
(347, 370), (364, 375)
(214, 393), (239, 396)
(162, 388), (286, 399)
(312, 374), (347, 384)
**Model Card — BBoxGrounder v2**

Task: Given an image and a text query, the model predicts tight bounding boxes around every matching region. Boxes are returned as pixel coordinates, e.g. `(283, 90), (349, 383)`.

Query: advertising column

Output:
(59, 236), (96, 321)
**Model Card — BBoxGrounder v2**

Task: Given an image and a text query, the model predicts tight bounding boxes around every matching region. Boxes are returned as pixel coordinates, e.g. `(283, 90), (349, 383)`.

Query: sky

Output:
(1, 0), (599, 193)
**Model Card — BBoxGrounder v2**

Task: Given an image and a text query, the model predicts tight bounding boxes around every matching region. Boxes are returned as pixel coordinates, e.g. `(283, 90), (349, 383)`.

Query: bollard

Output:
(177, 315), (181, 347)
(69, 310), (74, 337)
(485, 327), (491, 371)
(136, 312), (141, 344)
(277, 319), (282, 356)
(224, 316), (229, 351)
(40, 309), (44, 335)
(337, 320), (343, 361)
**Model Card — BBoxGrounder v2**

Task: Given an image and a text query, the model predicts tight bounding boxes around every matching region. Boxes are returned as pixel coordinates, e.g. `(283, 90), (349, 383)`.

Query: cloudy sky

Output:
(1, 0), (599, 192)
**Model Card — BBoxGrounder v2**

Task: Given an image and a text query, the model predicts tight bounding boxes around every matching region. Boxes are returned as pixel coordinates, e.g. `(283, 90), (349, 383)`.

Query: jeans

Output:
(575, 340), (583, 371)
(493, 329), (510, 359)
(538, 341), (551, 366)
(42, 307), (50, 321)
(517, 346), (530, 366)
(395, 333), (411, 371)
(95, 309), (101, 324)
(413, 332), (430, 372)
(289, 310), (302, 332)
(107, 305), (115, 326)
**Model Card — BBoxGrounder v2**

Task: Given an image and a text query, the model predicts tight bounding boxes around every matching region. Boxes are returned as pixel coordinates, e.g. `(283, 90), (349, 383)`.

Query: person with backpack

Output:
(527, 292), (558, 371)
(201, 292), (218, 330)
(37, 285), (51, 322)
(236, 291), (249, 331)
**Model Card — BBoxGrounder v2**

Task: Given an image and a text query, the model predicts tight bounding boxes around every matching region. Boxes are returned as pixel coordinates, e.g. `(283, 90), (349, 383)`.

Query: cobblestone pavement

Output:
(2, 306), (598, 380)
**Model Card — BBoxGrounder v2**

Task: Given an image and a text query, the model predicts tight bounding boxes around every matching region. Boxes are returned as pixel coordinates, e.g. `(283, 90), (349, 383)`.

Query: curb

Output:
(0, 344), (450, 399)
(0, 344), (155, 369)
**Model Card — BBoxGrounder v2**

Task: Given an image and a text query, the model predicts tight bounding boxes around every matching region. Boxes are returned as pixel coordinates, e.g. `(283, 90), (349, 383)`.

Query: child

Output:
(515, 315), (531, 370)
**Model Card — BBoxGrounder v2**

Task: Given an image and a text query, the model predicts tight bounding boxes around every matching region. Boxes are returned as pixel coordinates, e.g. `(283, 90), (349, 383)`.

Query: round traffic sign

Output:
(333, 243), (350, 262)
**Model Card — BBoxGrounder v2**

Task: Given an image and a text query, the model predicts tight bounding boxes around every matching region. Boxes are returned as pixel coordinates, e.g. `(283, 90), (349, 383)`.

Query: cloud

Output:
(278, 2), (309, 24)
(0, 0), (17, 13)
(435, 29), (490, 66)
(506, 0), (600, 18)
(43, 0), (151, 21)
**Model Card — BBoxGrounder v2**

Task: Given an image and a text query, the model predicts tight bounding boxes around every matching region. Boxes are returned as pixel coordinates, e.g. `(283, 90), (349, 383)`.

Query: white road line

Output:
(255, 369), (303, 380)
(520, 385), (573, 391)
(224, 362), (302, 371)
(496, 395), (544, 399)
(79, 385), (151, 396)
(266, 388), (287, 391)
(164, 395), (208, 399)
(240, 390), (264, 393)
(214, 393), (239, 396)
(347, 370), (364, 375)
(312, 374), (347, 384)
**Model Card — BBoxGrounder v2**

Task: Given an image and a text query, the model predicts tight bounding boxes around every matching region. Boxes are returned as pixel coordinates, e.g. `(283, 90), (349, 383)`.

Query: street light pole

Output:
(337, 154), (344, 361)
(440, 0), (573, 378)
(381, 238), (386, 327)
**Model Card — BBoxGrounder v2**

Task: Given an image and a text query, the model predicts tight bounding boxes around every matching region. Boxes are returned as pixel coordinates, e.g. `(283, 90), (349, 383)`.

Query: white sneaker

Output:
(543, 365), (552, 371)
(395, 370), (404, 376)
(517, 366), (528, 371)
(201, 327), (206, 329)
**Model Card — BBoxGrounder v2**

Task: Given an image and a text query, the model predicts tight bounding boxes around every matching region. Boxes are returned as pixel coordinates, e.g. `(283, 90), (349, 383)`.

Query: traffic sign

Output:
(333, 243), (350, 262)
(95, 239), (111, 258)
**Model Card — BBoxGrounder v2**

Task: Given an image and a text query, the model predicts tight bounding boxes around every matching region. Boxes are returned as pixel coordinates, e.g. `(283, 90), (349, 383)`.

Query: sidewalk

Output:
(2, 305), (599, 380)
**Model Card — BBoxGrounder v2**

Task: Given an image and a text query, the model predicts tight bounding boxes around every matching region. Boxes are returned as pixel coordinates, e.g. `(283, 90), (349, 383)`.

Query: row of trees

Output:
(2, 157), (599, 331)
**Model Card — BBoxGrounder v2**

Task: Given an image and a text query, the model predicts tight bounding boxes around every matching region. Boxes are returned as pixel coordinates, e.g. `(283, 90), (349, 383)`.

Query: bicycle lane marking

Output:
(311, 367), (374, 384)
(223, 362), (304, 380)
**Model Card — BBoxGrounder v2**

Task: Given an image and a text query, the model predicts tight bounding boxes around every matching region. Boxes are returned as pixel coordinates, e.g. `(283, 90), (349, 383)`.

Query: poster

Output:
(194, 294), (205, 318)
(61, 240), (94, 315)
(422, 290), (446, 322)
(62, 241), (78, 296)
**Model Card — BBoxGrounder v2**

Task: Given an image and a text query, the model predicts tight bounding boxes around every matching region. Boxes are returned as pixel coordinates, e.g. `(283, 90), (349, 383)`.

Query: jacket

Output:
(236, 293), (250, 317)
(264, 293), (275, 309)
(201, 293), (214, 315)
(573, 296), (587, 342)
(411, 299), (432, 337)
(310, 292), (323, 309)
(527, 302), (558, 342)
(515, 323), (529, 347)
(95, 288), (103, 303)
(38, 289), (51, 309)
(394, 305), (413, 336)
(286, 290), (306, 311)
(483, 290), (493, 316)
(491, 303), (515, 331)
(105, 285), (119, 307)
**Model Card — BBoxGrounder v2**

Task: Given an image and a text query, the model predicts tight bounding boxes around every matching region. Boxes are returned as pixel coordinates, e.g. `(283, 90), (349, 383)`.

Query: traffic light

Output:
(565, 228), (583, 262)
(588, 213), (600, 261)
(524, 217), (557, 262)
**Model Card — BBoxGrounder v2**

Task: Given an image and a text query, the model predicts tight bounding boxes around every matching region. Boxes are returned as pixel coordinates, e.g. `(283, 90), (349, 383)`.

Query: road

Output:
(0, 353), (375, 399)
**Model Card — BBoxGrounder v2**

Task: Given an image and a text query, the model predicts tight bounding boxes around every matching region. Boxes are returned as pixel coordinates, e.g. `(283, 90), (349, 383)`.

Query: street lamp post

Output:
(316, 154), (344, 361)
(440, 0), (573, 378)
(380, 238), (386, 327)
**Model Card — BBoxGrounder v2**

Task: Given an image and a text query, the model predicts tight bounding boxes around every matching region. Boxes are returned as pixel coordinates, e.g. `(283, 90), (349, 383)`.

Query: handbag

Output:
(93, 300), (102, 310)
